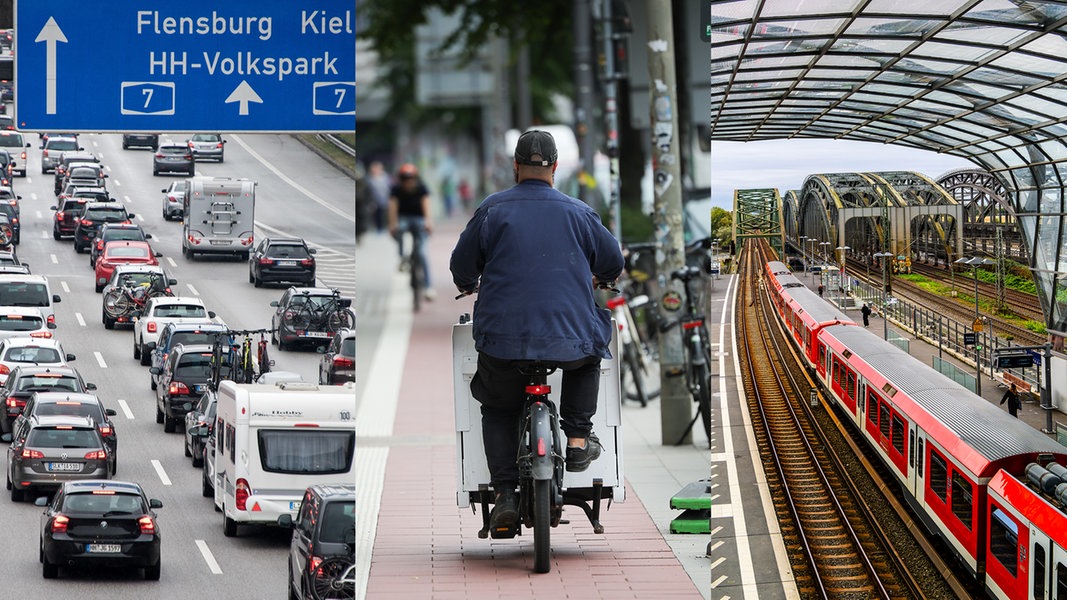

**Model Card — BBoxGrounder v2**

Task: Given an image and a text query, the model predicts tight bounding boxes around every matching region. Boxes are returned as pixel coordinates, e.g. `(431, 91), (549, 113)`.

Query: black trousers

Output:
(470, 352), (601, 489)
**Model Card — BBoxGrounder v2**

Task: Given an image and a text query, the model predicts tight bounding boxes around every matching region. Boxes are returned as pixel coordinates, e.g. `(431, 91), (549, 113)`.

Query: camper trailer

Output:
(182, 176), (255, 260)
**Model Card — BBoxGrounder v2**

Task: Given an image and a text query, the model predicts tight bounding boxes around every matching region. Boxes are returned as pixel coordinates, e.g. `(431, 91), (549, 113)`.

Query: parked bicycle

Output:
(662, 261), (713, 447)
(102, 272), (172, 319)
(606, 292), (658, 407)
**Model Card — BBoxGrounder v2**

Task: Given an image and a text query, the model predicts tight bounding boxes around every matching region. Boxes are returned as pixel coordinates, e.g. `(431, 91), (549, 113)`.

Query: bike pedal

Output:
(664, 366), (686, 377)
(489, 526), (519, 539)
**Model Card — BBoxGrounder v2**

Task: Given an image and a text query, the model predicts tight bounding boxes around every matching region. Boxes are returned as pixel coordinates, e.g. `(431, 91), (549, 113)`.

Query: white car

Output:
(0, 338), (74, 384)
(0, 307), (55, 341)
(133, 296), (222, 366)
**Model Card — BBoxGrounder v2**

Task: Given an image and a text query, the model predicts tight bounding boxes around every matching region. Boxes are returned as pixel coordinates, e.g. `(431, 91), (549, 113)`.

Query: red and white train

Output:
(764, 259), (1067, 599)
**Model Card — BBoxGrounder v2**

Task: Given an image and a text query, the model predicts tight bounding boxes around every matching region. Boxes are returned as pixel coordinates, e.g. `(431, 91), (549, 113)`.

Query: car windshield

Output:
(83, 208), (127, 221)
(0, 282), (49, 307)
(114, 272), (161, 287)
(27, 427), (98, 448)
(16, 375), (79, 392)
(175, 354), (215, 379)
(172, 181), (187, 192)
(161, 147), (187, 155)
(172, 331), (218, 347)
(0, 134), (22, 148)
(154, 304), (206, 318)
(32, 402), (102, 421)
(257, 430), (354, 474)
(4, 346), (61, 363)
(47, 140), (78, 151)
(267, 245), (310, 259)
(192, 134), (219, 142)
(63, 492), (143, 514)
(72, 192), (108, 202)
(106, 246), (149, 259)
(104, 229), (144, 242)
(68, 167), (99, 178)
(0, 314), (43, 331)
(0, 255), (17, 266)
(339, 338), (355, 357)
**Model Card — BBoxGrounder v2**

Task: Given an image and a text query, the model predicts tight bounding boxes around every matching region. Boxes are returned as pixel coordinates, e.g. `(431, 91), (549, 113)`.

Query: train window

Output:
(929, 451), (947, 501)
(908, 430), (915, 468)
(842, 349), (852, 359)
(866, 392), (878, 426)
(917, 438), (924, 477)
(818, 346), (825, 371)
(989, 507), (1018, 577)
(1056, 562), (1067, 599)
(951, 471), (973, 529)
(846, 371), (856, 400)
(891, 415), (904, 455)
(880, 404), (891, 439)
(1034, 543), (1045, 598)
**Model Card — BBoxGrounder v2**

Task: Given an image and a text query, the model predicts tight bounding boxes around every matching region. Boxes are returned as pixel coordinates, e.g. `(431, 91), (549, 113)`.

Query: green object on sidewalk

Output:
(670, 509), (710, 534)
(670, 479), (711, 510)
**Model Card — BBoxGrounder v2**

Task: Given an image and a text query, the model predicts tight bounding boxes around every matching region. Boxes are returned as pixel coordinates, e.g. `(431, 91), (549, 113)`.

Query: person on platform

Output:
(861, 303), (871, 327)
(1001, 383), (1022, 417)
(817, 284), (824, 297)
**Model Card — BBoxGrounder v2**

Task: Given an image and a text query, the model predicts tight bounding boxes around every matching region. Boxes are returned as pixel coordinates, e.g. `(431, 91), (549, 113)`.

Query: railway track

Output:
(740, 244), (923, 599)
(907, 261), (1042, 322)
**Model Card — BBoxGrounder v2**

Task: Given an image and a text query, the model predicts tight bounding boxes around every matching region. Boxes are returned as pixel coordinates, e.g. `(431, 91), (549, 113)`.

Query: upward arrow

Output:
(225, 80), (263, 116)
(35, 17), (67, 115)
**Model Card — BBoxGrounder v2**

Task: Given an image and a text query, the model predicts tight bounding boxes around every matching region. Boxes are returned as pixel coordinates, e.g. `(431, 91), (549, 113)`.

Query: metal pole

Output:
(973, 266), (982, 396)
(597, 0), (622, 238)
(1043, 343), (1054, 434)
(573, 0), (596, 206)
(646, 0), (688, 446)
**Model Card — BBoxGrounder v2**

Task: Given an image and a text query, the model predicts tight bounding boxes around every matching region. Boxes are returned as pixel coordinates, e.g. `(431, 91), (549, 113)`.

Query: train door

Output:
(1031, 528), (1052, 600)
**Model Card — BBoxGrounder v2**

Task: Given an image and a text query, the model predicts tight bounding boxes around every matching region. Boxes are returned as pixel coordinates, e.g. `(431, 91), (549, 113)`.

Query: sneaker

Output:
(565, 433), (603, 472)
(424, 288), (437, 301)
(398, 257), (410, 272)
(489, 489), (519, 537)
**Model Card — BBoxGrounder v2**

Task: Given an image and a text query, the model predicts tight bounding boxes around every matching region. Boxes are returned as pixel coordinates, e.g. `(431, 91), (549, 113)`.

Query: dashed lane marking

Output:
(117, 399), (134, 420)
(50, 254), (58, 264)
(187, 283), (200, 296)
(94, 351), (107, 368)
(75, 312), (85, 327)
(166, 257), (177, 268)
(151, 459), (171, 485)
(61, 281), (69, 293)
(195, 539), (223, 574)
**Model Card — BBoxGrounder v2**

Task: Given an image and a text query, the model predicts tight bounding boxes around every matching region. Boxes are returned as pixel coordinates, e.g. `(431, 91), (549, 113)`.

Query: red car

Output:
(94, 241), (160, 292)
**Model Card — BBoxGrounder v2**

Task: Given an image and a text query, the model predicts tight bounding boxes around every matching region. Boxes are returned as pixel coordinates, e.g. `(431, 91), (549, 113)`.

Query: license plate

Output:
(301, 331), (329, 338)
(289, 501), (301, 511)
(47, 462), (80, 472)
(209, 240), (230, 246)
(279, 260), (296, 267)
(193, 385), (205, 393)
(86, 544), (121, 553)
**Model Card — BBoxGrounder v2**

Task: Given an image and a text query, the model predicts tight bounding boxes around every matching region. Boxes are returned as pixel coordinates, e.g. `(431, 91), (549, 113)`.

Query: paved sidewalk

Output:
(355, 217), (711, 599)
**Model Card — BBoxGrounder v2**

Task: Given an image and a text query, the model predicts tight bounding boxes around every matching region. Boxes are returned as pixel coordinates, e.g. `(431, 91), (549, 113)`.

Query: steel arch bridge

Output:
(936, 169), (1027, 263)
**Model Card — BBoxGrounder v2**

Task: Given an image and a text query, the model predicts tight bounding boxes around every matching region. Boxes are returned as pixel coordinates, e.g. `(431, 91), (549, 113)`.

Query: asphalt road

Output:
(1, 131), (355, 599)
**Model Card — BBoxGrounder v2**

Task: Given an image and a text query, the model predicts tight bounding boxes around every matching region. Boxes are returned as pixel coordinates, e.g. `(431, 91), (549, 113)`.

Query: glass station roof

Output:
(712, 0), (1067, 335)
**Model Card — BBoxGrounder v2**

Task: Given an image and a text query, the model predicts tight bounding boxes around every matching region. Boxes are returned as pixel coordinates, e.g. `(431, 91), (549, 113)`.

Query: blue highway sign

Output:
(14, 1), (354, 132)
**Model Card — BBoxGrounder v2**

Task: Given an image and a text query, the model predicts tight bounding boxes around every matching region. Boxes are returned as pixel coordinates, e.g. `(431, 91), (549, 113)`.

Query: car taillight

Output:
(235, 478), (250, 511)
(42, 149), (48, 157)
(168, 381), (189, 395)
(99, 426), (112, 437)
(187, 142), (194, 148)
(84, 450), (106, 460)
(21, 448), (43, 459)
(184, 154), (193, 160)
(300, 259), (314, 267)
(5, 397), (22, 408)
(310, 556), (323, 574)
(0, 365), (8, 375)
(20, 151), (25, 161)
(79, 219), (92, 226)
(333, 356), (354, 368)
(154, 152), (163, 159)
(30, 331), (52, 339)
(46, 314), (55, 326)
(258, 258), (273, 265)
(216, 142), (223, 149)
(147, 321), (157, 333)
(138, 516), (156, 535)
(96, 240), (103, 250)
(55, 211), (64, 220)
(51, 515), (69, 534)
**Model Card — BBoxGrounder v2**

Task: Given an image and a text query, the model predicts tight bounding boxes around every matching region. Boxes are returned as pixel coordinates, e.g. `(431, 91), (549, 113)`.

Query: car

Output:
(64, 186), (110, 203)
(153, 144), (194, 176)
(90, 223), (152, 269)
(248, 237), (317, 287)
(147, 321), (227, 390)
(0, 250), (28, 273)
(51, 152), (100, 194)
(0, 149), (17, 185)
(100, 265), (176, 330)
(0, 115), (12, 131)
(16, 392), (117, 475)
(0, 308), (56, 341)
(57, 163), (107, 196)
(0, 365), (95, 434)
(184, 391), (215, 467)
(73, 202), (134, 253)
(0, 131), (30, 176)
(318, 328), (355, 385)
(40, 136), (81, 174)
(50, 197), (89, 239)
(279, 484), (355, 600)
(0, 274), (62, 326)
(36, 480), (162, 580)
(161, 180), (187, 220)
(0, 200), (20, 244)
(151, 343), (219, 433)
(270, 287), (353, 351)
(133, 296), (219, 366)
(0, 338), (75, 385)
(122, 133), (159, 150)
(5, 415), (110, 501)
(186, 133), (225, 162)
(94, 241), (161, 293)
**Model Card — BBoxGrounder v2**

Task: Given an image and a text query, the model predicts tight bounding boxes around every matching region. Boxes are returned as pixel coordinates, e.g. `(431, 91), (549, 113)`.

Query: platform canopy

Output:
(712, 0), (1067, 335)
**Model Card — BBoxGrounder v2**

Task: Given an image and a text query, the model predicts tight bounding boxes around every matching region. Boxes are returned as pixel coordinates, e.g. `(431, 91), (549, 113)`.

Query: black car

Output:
(0, 150), (16, 185)
(152, 144), (194, 176)
(151, 343), (221, 433)
(0, 365), (97, 434)
(270, 287), (353, 351)
(319, 328), (355, 385)
(122, 133), (159, 151)
(73, 202), (134, 253)
(184, 391), (215, 467)
(17, 392), (118, 475)
(90, 223), (151, 269)
(0, 200), (20, 244)
(57, 164), (107, 196)
(52, 152), (99, 194)
(279, 484), (355, 600)
(37, 480), (162, 580)
(248, 237), (317, 287)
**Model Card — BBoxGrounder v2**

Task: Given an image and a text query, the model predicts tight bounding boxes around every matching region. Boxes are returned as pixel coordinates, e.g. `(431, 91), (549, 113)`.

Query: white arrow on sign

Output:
(225, 80), (263, 116)
(35, 16), (67, 115)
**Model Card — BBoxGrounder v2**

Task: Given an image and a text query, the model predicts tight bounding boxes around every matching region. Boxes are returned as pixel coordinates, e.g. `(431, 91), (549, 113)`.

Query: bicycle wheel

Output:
(257, 342), (271, 375)
(623, 344), (654, 406)
(285, 306), (312, 330)
(410, 254), (424, 312)
(327, 309), (354, 333)
(310, 557), (355, 600)
(693, 362), (712, 444)
(532, 478), (552, 574)
(103, 290), (131, 318)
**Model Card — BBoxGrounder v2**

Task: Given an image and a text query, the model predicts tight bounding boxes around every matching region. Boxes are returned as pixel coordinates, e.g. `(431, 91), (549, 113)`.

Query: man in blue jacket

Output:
(450, 130), (625, 535)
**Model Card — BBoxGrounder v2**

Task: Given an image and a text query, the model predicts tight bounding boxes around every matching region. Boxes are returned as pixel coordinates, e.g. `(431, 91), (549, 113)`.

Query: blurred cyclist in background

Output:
(388, 163), (435, 300)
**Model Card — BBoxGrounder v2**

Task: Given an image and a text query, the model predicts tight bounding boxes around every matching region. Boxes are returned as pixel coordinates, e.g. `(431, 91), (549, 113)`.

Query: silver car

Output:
(40, 136), (80, 174)
(0, 307), (55, 341)
(186, 133), (225, 162)
(6, 414), (110, 500)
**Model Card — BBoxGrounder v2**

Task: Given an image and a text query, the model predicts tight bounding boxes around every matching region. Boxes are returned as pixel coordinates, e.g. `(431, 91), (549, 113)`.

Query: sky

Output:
(708, 139), (977, 210)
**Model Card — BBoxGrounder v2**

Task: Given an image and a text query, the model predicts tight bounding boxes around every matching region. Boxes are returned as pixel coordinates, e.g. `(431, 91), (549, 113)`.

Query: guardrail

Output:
(319, 134), (355, 158)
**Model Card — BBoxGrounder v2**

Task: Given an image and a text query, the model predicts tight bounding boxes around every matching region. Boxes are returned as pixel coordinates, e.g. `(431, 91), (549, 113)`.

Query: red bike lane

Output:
(365, 219), (704, 599)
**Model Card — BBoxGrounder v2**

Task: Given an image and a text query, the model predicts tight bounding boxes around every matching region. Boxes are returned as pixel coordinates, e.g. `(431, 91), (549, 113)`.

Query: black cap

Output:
(514, 130), (558, 167)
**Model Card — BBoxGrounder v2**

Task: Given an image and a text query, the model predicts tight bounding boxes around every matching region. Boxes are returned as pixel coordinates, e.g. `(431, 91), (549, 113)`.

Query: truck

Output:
(203, 380), (355, 537)
(181, 176), (255, 261)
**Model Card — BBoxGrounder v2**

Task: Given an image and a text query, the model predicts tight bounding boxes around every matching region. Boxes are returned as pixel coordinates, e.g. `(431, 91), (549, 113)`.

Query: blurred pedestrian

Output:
(817, 284), (824, 297)
(441, 175), (456, 218)
(389, 163), (435, 300)
(458, 178), (474, 213)
(861, 303), (871, 327)
(367, 161), (391, 234)
(1001, 383), (1021, 417)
